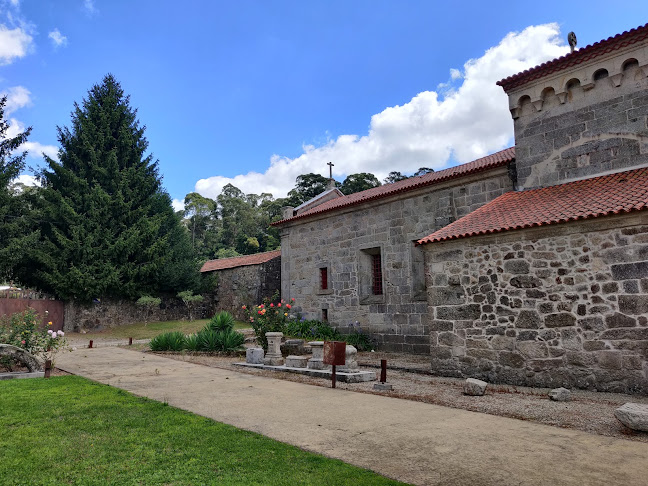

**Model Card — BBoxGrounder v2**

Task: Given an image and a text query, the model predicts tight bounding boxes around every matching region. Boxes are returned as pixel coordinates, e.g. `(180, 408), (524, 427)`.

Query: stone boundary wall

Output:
(423, 213), (648, 394)
(63, 297), (210, 332)
(210, 256), (281, 320)
(281, 168), (514, 353)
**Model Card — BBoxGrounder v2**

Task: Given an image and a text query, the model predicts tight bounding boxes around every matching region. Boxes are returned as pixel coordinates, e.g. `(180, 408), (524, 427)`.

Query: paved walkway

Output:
(56, 347), (648, 486)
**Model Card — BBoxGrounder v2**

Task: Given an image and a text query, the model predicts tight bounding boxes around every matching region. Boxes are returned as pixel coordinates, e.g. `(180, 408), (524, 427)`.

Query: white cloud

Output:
(0, 24), (33, 65)
(172, 198), (185, 212)
(83, 0), (96, 15)
(2, 85), (31, 114)
(15, 174), (40, 187)
(5, 117), (58, 160)
(48, 28), (67, 48)
(195, 23), (568, 200)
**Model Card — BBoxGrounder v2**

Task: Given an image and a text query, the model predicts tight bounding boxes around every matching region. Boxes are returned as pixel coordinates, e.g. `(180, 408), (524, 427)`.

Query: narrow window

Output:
(372, 253), (383, 295)
(320, 267), (328, 290)
(322, 309), (328, 321)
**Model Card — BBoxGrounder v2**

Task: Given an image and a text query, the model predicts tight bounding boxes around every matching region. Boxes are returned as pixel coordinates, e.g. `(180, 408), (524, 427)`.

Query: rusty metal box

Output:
(323, 341), (346, 366)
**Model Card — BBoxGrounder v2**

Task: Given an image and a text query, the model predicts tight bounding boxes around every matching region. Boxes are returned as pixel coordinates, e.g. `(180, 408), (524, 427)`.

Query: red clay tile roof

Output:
(497, 23), (648, 92)
(417, 167), (648, 245)
(273, 147), (515, 226)
(200, 249), (281, 272)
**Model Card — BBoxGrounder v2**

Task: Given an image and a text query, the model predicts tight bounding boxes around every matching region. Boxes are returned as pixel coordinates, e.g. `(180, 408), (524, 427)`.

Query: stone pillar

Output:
(307, 341), (330, 370)
(264, 332), (284, 366)
(338, 345), (359, 372)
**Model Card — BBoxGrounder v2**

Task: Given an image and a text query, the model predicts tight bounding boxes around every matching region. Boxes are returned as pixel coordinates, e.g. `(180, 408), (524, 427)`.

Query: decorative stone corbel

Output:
(582, 82), (596, 91)
(510, 106), (520, 119)
(556, 92), (568, 104)
(610, 73), (623, 87)
(641, 64), (648, 77)
(531, 99), (544, 112)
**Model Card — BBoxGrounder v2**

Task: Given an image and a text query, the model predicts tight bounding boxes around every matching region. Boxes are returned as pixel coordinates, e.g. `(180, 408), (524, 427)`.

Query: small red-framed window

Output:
(320, 267), (328, 290)
(371, 254), (383, 295)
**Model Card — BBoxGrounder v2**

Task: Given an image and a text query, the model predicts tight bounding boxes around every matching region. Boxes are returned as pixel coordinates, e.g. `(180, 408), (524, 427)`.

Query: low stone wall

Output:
(63, 297), (211, 332)
(210, 256), (281, 320)
(423, 213), (648, 394)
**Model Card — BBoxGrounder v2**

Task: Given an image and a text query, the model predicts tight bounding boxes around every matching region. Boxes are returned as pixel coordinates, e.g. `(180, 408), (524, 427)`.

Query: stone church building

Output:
(274, 24), (648, 393)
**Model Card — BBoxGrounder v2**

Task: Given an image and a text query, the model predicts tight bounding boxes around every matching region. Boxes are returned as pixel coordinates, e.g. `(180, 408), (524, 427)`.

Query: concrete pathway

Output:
(56, 347), (648, 486)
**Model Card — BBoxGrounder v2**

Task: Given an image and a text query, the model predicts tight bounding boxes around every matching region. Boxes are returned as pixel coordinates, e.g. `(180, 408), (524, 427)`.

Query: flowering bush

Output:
(243, 293), (296, 351)
(0, 308), (68, 369)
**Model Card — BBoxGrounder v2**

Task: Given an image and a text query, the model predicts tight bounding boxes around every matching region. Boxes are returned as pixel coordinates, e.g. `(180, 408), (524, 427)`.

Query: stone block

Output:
(498, 351), (525, 368)
(605, 313), (637, 328)
(611, 261), (648, 280)
(373, 382), (394, 391)
(463, 378), (488, 396)
(516, 310), (541, 329)
(285, 355), (308, 368)
(597, 350), (623, 370)
(517, 341), (549, 359)
(436, 304), (481, 321)
(615, 403), (648, 432)
(545, 313), (576, 328)
(510, 276), (542, 288)
(619, 295), (648, 315)
(438, 332), (464, 347)
(246, 347), (264, 365)
(428, 287), (465, 306)
(548, 387), (571, 401)
(504, 259), (530, 275)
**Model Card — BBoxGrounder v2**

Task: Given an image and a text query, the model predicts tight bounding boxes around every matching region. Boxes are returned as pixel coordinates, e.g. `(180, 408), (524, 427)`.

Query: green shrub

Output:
(207, 311), (235, 332)
(284, 319), (342, 341)
(149, 331), (186, 351)
(242, 292), (294, 351)
(344, 329), (374, 352)
(184, 333), (200, 351)
(198, 330), (221, 352)
(219, 329), (245, 351)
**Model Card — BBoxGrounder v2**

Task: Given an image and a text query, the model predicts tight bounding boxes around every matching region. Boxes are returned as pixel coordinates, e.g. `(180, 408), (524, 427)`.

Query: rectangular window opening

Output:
(320, 267), (328, 290)
(372, 253), (383, 295)
(322, 308), (328, 321)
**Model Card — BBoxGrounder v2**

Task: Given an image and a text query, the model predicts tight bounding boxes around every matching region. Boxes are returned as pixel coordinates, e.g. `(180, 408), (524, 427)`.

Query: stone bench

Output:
(285, 355), (308, 368)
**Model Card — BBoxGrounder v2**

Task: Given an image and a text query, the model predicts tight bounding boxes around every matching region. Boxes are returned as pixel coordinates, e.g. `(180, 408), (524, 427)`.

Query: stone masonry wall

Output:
(281, 168), (513, 353)
(63, 296), (208, 332)
(514, 63), (648, 190)
(423, 213), (648, 394)
(212, 257), (281, 320)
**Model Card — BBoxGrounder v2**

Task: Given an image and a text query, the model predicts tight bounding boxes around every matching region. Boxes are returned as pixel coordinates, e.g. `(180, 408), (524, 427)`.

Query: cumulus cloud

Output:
(48, 28), (67, 47)
(195, 24), (569, 200)
(15, 174), (40, 187)
(0, 24), (32, 65)
(5, 117), (58, 160)
(2, 85), (31, 114)
(172, 198), (185, 212)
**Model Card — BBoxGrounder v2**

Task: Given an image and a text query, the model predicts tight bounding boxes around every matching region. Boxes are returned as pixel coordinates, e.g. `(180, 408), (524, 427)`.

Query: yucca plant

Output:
(207, 311), (235, 332)
(149, 331), (186, 351)
(198, 330), (221, 352)
(184, 333), (201, 351)
(220, 329), (245, 351)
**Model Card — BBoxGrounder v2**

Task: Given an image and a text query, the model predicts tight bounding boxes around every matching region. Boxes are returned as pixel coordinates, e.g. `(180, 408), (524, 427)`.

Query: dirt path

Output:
(57, 346), (648, 486)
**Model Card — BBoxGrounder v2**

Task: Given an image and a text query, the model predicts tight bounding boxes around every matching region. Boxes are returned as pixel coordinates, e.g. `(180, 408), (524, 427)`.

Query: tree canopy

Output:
(17, 75), (197, 300)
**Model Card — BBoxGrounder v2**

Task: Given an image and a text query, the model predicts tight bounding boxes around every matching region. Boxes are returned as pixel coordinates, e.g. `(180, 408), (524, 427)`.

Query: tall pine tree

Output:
(0, 96), (33, 281)
(24, 75), (197, 300)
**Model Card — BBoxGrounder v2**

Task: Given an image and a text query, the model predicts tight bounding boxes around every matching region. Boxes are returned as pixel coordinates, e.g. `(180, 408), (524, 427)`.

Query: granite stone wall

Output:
(513, 63), (648, 190)
(423, 213), (648, 394)
(211, 257), (281, 319)
(280, 168), (514, 353)
(63, 296), (208, 332)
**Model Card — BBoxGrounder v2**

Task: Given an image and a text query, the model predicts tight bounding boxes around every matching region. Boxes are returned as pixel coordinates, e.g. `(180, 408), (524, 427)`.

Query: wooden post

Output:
(44, 359), (52, 379)
(380, 359), (387, 383)
(129, 337), (133, 345)
(89, 340), (93, 349)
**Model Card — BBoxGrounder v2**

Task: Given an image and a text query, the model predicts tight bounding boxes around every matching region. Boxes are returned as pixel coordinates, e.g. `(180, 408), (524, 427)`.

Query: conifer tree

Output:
(24, 75), (197, 300)
(0, 96), (33, 281)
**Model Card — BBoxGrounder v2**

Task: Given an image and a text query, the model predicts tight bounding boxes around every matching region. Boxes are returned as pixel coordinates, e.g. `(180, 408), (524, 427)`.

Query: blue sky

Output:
(2, 1), (648, 210)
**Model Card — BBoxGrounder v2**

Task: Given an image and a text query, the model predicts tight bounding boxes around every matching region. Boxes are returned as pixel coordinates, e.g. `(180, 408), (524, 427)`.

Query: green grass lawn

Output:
(75, 318), (250, 341)
(0, 376), (403, 485)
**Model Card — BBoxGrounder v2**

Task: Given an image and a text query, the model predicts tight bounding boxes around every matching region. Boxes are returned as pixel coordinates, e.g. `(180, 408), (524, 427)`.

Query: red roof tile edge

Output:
(200, 249), (281, 272)
(497, 23), (648, 92)
(272, 147), (515, 226)
(417, 168), (648, 245)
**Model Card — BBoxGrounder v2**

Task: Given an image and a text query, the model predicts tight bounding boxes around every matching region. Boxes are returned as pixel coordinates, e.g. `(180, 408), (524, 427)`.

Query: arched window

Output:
(593, 68), (609, 80)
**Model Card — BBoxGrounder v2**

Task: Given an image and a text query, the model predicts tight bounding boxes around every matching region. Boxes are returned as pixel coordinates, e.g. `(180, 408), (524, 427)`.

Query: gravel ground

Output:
(62, 333), (648, 442)
(152, 348), (648, 443)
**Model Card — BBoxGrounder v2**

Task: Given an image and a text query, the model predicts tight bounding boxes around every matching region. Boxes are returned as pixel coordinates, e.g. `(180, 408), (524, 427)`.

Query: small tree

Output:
(136, 296), (161, 324)
(177, 290), (204, 321)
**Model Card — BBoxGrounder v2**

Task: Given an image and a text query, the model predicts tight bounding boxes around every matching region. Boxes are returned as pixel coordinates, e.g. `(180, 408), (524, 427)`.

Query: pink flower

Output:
(58, 331), (64, 337)
(291, 298), (295, 302)
(241, 305), (246, 310)
(286, 304), (291, 309)
(277, 303), (281, 307)
(270, 303), (274, 307)
(258, 310), (263, 315)
(21, 340), (25, 345)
